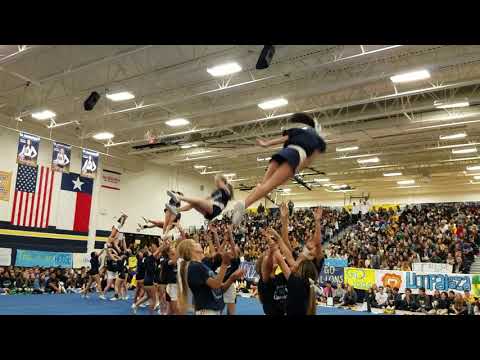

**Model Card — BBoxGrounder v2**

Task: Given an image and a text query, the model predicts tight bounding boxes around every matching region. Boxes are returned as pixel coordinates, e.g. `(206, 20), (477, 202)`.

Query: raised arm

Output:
(279, 203), (293, 251)
(205, 252), (231, 289)
(272, 248), (291, 280)
(267, 228), (295, 268)
(256, 135), (288, 148)
(312, 207), (324, 259)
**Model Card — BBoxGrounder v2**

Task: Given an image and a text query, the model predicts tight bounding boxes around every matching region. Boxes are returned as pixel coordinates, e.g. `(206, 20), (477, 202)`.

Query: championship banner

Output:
(324, 258), (348, 268)
(17, 132), (40, 167)
(404, 271), (472, 295)
(344, 267), (376, 290)
(412, 262), (453, 274)
(101, 169), (121, 190)
(52, 142), (71, 173)
(319, 264), (344, 286)
(0, 248), (12, 266)
(0, 171), (12, 201)
(15, 249), (73, 268)
(81, 149), (99, 179)
(375, 270), (406, 292)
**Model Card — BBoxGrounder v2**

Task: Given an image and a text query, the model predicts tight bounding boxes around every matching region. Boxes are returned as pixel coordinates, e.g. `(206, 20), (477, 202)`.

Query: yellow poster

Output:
(0, 171), (12, 202)
(344, 267), (376, 290)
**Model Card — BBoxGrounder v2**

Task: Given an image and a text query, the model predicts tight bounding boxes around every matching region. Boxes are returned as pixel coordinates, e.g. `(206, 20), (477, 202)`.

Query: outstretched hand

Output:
(314, 207), (323, 221)
(280, 202), (288, 219)
(256, 138), (269, 148)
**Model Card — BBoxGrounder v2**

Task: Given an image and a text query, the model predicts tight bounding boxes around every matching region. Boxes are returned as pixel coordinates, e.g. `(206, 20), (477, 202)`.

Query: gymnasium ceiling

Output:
(2, 45), (480, 203)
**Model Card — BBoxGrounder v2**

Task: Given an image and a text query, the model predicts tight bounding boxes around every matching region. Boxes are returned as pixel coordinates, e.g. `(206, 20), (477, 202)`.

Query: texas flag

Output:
(53, 172), (93, 232)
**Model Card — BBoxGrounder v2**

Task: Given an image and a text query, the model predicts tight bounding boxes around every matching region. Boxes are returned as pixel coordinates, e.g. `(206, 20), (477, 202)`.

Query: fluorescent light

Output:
(31, 110), (56, 120)
(258, 98), (288, 110)
(397, 180), (415, 185)
(230, 178), (248, 182)
(206, 62), (242, 77)
(336, 153), (381, 160)
(390, 69), (430, 83)
(194, 165), (206, 169)
(434, 100), (469, 109)
(439, 132), (467, 140)
(323, 183), (335, 187)
(93, 131), (114, 140)
(467, 165), (480, 171)
(331, 184), (348, 190)
(336, 146), (359, 152)
(470, 180), (480, 184)
(181, 144), (198, 149)
(257, 156), (272, 162)
(452, 147), (477, 154)
(187, 149), (211, 156)
(383, 172), (402, 177)
(223, 173), (236, 177)
(165, 118), (190, 127)
(314, 178), (330, 182)
(281, 188), (291, 192)
(106, 91), (135, 101)
(396, 185), (421, 189)
(473, 176), (480, 180)
(357, 157), (380, 164)
(201, 170), (223, 175)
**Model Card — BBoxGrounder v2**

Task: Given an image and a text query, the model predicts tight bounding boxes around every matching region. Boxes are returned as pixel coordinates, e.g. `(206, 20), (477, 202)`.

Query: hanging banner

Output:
(0, 248), (12, 266)
(0, 171), (12, 201)
(101, 169), (121, 190)
(404, 271), (472, 295)
(324, 258), (348, 268)
(375, 270), (406, 292)
(471, 275), (480, 298)
(319, 264), (344, 286)
(344, 267), (376, 290)
(52, 142), (72, 173)
(412, 262), (453, 274)
(17, 132), (40, 167)
(81, 149), (99, 179)
(15, 249), (73, 268)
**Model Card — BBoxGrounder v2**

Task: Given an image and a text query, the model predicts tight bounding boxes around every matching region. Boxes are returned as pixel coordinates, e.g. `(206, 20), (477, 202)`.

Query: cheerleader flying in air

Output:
(231, 112), (326, 225)
(165, 175), (233, 222)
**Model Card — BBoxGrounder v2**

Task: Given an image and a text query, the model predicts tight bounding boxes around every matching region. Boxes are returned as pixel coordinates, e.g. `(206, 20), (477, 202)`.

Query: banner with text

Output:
(404, 271), (472, 295)
(17, 132), (40, 167)
(319, 264), (344, 286)
(344, 267), (376, 290)
(324, 258), (348, 268)
(0, 248), (12, 266)
(52, 142), (72, 173)
(16, 249), (73, 268)
(101, 169), (121, 190)
(412, 262), (453, 274)
(81, 149), (99, 179)
(0, 171), (12, 201)
(375, 270), (406, 292)
(73, 252), (91, 269)
(240, 261), (258, 280)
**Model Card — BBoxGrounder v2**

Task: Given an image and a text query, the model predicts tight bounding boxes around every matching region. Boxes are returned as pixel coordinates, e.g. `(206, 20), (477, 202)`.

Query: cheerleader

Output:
(231, 112), (326, 225)
(131, 241), (160, 314)
(18, 139), (38, 162)
(82, 154), (97, 175)
(81, 248), (105, 298)
(165, 175), (233, 223)
(133, 249), (146, 305)
(100, 245), (120, 300)
(109, 212), (128, 246)
(54, 147), (70, 169)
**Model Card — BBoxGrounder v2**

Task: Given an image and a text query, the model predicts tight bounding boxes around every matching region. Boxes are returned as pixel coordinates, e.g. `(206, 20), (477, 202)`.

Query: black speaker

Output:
(256, 45), (276, 70)
(84, 91), (101, 111)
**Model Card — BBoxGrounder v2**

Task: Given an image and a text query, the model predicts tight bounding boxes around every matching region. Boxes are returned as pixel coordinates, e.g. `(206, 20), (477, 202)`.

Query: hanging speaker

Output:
(84, 91), (101, 111)
(256, 45), (276, 70)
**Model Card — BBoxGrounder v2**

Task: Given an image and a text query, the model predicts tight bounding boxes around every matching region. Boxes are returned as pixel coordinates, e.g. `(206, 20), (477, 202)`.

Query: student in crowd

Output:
(342, 285), (358, 307)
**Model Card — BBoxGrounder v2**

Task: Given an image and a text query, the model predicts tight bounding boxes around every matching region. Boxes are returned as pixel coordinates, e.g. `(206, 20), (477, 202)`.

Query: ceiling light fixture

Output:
(31, 110), (56, 120)
(257, 156), (272, 162)
(93, 131), (114, 140)
(223, 173), (236, 177)
(258, 98), (288, 110)
(397, 180), (415, 185)
(439, 132), (467, 140)
(434, 99), (470, 109)
(180, 144), (198, 149)
(467, 165), (480, 171)
(336, 146), (359, 152)
(390, 69), (431, 83)
(357, 157), (380, 164)
(314, 178), (330, 182)
(165, 118), (190, 127)
(206, 62), (242, 77)
(452, 147), (477, 154)
(106, 91), (135, 101)
(194, 165), (206, 169)
(383, 172), (402, 177)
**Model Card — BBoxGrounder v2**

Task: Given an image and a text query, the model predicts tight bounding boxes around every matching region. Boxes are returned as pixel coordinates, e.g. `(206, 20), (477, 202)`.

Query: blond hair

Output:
(296, 260), (319, 315)
(175, 239), (196, 311)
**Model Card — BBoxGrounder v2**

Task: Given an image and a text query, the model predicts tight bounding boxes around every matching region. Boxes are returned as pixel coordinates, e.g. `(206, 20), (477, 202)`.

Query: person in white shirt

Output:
(82, 155), (97, 174)
(54, 148), (70, 168)
(375, 286), (388, 308)
(351, 202), (359, 223)
(19, 139), (38, 161)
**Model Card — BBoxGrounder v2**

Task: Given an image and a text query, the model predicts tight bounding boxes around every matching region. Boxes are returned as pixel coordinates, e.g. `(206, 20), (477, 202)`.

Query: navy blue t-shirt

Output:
(282, 128), (326, 156)
(165, 261), (177, 284)
(223, 257), (240, 282)
(258, 273), (288, 315)
(211, 188), (231, 208)
(188, 261), (225, 312)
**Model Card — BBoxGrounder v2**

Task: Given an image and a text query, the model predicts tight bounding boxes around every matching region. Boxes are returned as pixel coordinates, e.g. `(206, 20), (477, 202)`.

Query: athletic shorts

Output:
(166, 283), (178, 301)
(118, 271), (126, 280)
(271, 145), (307, 173)
(205, 205), (222, 221)
(144, 277), (154, 287)
(223, 284), (237, 304)
(88, 270), (99, 276)
(107, 271), (117, 281)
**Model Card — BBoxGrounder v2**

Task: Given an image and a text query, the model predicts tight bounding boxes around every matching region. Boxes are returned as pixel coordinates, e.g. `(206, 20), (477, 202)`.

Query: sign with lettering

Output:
(16, 249), (73, 268)
(404, 271), (472, 295)
(344, 267), (376, 290)
(319, 264), (344, 286)
(0, 171), (12, 201)
(324, 258), (348, 268)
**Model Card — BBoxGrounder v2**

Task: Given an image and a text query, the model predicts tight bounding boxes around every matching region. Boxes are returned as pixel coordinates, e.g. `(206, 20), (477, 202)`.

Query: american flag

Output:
(10, 164), (54, 228)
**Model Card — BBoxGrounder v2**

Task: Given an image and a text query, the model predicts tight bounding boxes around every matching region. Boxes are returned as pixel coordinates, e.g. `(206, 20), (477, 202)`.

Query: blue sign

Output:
(319, 264), (344, 286)
(405, 272), (471, 293)
(16, 249), (73, 268)
(324, 258), (348, 268)
(240, 261), (258, 280)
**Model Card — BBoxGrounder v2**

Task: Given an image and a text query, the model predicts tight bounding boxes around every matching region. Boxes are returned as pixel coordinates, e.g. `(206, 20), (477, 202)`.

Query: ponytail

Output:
(307, 284), (316, 315)
(177, 258), (190, 312)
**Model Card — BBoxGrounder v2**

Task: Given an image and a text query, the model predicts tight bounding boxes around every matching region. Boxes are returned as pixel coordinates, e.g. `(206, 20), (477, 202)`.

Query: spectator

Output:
(342, 285), (357, 307)
(375, 286), (388, 308)
(399, 288), (417, 312)
(451, 294), (468, 315)
(333, 283), (346, 304)
(415, 287), (432, 313)
(320, 281), (334, 303)
(45, 272), (61, 294)
(365, 287), (377, 311)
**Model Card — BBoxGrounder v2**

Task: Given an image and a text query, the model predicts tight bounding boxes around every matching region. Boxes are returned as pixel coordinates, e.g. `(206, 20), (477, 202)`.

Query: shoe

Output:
(166, 190), (180, 203)
(131, 304), (137, 314)
(123, 296), (129, 301)
(154, 302), (160, 311)
(99, 294), (106, 300)
(232, 201), (245, 225)
(110, 296), (119, 301)
(137, 224), (143, 232)
(142, 217), (149, 224)
(140, 303), (148, 308)
(120, 211), (128, 218)
(165, 203), (179, 216)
